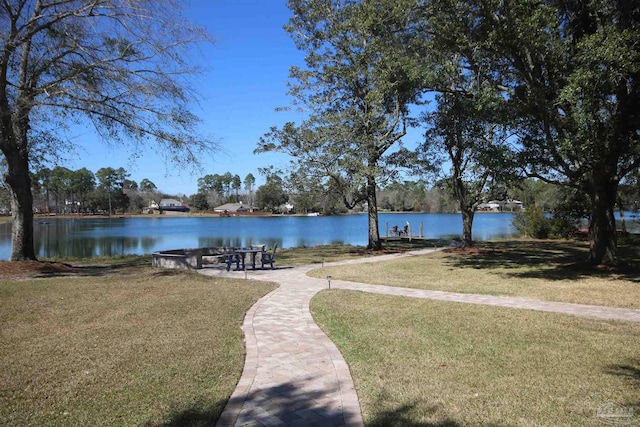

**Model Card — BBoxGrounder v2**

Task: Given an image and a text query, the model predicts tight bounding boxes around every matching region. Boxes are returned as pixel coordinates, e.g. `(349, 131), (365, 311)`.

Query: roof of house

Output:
(159, 198), (184, 206)
(214, 202), (249, 212)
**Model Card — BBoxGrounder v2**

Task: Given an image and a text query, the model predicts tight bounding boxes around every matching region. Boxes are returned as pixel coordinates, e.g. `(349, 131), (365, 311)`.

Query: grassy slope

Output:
(308, 239), (640, 308)
(312, 291), (640, 426)
(0, 266), (276, 426)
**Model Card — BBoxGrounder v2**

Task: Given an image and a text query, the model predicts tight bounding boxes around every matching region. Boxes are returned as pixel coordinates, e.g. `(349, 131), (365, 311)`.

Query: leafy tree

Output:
(378, 181), (429, 212)
(139, 179), (158, 193)
(32, 167), (53, 213)
(232, 174), (242, 202)
(549, 188), (590, 239)
(464, 0), (640, 263)
(287, 168), (326, 214)
(137, 178), (160, 208)
(258, 0), (427, 249)
(48, 166), (71, 213)
(95, 167), (129, 214)
(190, 192), (210, 211)
(419, 0), (517, 246)
(197, 172), (244, 206)
(421, 89), (513, 246)
(255, 173), (288, 213)
(0, 0), (213, 260)
(221, 172), (234, 200)
(197, 174), (218, 194)
(122, 179), (138, 192)
(69, 168), (95, 212)
(243, 173), (256, 209)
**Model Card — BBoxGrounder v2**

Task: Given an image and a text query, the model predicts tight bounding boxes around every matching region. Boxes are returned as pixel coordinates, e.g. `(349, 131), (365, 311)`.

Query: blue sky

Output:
(66, 0), (305, 196)
(65, 0), (426, 197)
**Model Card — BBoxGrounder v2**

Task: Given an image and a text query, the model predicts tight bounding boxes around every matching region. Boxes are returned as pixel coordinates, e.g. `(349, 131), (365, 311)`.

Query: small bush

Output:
(549, 190), (589, 238)
(512, 206), (551, 239)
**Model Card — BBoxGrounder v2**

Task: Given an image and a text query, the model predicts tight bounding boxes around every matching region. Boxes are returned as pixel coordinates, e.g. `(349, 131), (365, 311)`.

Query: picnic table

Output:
(233, 248), (263, 270)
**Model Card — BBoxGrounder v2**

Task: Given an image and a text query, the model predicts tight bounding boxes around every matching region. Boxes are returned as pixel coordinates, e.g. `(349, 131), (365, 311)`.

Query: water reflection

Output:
(1, 213), (520, 260)
(197, 236), (283, 249)
(2, 212), (638, 261)
(0, 219), (161, 260)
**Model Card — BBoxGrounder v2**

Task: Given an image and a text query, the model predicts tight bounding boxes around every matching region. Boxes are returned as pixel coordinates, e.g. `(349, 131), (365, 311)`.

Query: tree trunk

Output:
(3, 150), (38, 261)
(587, 176), (618, 265)
(461, 205), (475, 247)
(366, 175), (381, 250)
(453, 173), (475, 247)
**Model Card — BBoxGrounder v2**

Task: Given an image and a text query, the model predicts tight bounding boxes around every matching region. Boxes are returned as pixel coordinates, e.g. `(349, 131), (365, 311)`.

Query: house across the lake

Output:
(476, 200), (524, 212)
(214, 202), (250, 214)
(158, 198), (190, 212)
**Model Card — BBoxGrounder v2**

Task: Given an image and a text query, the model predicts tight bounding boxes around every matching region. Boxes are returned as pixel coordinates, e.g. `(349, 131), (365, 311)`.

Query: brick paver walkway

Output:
(199, 248), (640, 426)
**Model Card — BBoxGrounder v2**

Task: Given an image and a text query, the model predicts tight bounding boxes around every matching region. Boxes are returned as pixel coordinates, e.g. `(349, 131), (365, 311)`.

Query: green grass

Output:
(308, 239), (640, 308)
(276, 240), (444, 266)
(0, 265), (276, 426)
(311, 290), (640, 426)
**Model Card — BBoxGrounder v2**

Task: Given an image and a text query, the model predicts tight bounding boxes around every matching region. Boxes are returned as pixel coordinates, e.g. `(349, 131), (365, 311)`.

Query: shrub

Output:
(549, 190), (590, 238)
(512, 206), (551, 239)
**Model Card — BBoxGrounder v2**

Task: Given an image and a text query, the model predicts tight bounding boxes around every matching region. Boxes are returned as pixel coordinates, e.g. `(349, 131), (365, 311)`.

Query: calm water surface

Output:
(0, 213), (519, 260)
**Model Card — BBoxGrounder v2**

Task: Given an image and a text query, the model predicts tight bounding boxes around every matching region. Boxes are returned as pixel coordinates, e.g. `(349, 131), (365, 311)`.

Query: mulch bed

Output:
(0, 261), (76, 279)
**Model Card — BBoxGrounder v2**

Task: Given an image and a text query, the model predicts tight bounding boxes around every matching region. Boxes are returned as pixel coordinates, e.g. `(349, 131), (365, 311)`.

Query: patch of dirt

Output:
(0, 260), (77, 279)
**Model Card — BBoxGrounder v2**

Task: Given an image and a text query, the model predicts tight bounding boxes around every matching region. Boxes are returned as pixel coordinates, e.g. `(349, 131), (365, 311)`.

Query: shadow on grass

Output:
(157, 378), (476, 427)
(25, 255), (154, 278)
(606, 359), (640, 388)
(157, 400), (226, 427)
(443, 240), (640, 282)
(604, 359), (640, 417)
(366, 402), (462, 427)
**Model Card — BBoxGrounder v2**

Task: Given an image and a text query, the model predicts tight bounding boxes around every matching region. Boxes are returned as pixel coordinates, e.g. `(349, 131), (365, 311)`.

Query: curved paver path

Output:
(199, 248), (640, 427)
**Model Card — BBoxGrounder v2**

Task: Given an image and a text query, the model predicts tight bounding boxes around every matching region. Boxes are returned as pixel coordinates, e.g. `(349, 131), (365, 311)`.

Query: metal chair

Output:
(224, 247), (240, 271)
(260, 244), (278, 269)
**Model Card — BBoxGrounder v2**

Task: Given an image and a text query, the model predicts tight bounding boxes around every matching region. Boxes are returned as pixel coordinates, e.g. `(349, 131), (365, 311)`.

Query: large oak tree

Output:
(469, 0), (640, 263)
(258, 0), (427, 250)
(1, 0), (214, 260)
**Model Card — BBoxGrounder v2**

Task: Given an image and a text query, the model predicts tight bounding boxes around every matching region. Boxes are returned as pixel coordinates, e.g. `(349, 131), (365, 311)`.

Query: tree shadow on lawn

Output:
(156, 399), (226, 427)
(155, 379), (485, 427)
(366, 403), (463, 427)
(606, 358), (640, 389)
(443, 239), (640, 282)
(604, 358), (640, 416)
(0, 256), (156, 279)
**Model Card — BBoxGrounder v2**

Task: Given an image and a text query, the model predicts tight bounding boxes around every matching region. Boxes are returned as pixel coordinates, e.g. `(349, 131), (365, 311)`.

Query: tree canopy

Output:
(0, 0), (214, 260)
(454, 0), (640, 262)
(258, 0), (428, 249)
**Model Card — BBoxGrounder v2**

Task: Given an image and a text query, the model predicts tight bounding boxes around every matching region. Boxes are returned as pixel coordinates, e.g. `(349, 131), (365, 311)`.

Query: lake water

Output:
(0, 213), (520, 260)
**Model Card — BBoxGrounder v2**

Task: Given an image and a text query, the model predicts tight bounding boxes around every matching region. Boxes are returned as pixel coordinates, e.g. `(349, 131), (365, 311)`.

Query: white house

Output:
(159, 198), (189, 212)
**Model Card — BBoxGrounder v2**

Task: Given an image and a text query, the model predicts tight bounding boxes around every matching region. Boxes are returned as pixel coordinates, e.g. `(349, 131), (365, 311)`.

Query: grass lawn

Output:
(276, 240), (450, 266)
(0, 262), (276, 426)
(308, 239), (640, 309)
(276, 244), (378, 266)
(311, 290), (640, 426)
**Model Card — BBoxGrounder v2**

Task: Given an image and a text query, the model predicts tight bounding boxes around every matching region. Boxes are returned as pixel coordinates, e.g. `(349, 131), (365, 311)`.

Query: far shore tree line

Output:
(7, 166), (638, 221)
(25, 166), (162, 215)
